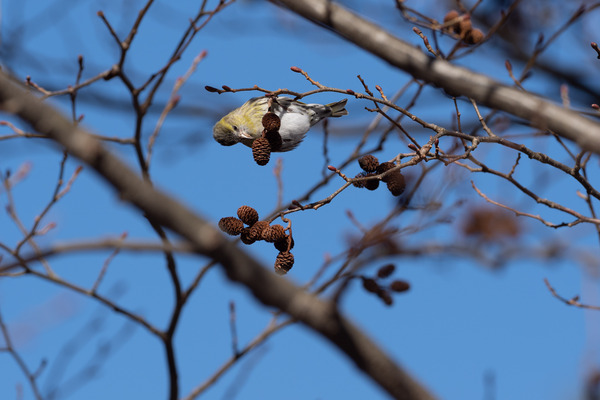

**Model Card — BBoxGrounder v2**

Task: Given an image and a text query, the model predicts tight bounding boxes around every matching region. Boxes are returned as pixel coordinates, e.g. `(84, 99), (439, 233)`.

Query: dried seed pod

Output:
(443, 10), (460, 33)
(274, 235), (295, 252)
(358, 154), (379, 172)
(377, 264), (396, 278)
(352, 172), (368, 188)
(376, 162), (396, 182)
(458, 17), (472, 38)
(377, 290), (394, 306)
(237, 205), (259, 226)
(240, 228), (256, 245)
(262, 112), (281, 132)
(386, 172), (406, 196)
(218, 217), (244, 236)
(390, 280), (411, 293)
(252, 137), (271, 166)
(464, 28), (484, 45)
(274, 251), (294, 275)
(265, 130), (282, 152)
(249, 220), (270, 241)
(364, 174), (380, 191)
(361, 277), (380, 294)
(264, 224), (286, 243)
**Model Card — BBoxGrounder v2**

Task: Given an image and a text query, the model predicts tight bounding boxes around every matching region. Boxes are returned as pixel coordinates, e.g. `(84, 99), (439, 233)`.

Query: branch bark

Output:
(269, 0), (600, 154)
(0, 71), (436, 400)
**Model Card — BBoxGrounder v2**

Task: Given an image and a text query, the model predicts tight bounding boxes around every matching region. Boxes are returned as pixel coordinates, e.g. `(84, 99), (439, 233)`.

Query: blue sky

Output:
(1, 1), (599, 399)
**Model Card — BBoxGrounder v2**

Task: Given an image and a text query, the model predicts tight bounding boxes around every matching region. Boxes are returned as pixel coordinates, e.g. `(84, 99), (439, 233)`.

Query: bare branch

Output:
(0, 70), (436, 400)
(269, 0), (600, 154)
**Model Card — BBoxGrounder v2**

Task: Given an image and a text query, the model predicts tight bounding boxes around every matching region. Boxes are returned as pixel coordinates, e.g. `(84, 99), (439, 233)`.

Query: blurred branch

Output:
(0, 70), (436, 400)
(183, 318), (292, 400)
(269, 0), (600, 154)
(544, 278), (600, 310)
(0, 239), (195, 275)
(0, 307), (44, 400)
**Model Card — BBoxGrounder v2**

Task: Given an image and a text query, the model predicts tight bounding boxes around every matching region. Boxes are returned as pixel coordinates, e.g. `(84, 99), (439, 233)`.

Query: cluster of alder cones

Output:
(443, 10), (484, 45)
(218, 205), (295, 275)
(252, 111), (282, 166)
(360, 264), (410, 306)
(353, 155), (406, 196)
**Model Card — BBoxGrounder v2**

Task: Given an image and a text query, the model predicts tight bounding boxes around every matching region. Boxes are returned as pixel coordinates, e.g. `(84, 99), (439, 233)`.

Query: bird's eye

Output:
(232, 125), (238, 131)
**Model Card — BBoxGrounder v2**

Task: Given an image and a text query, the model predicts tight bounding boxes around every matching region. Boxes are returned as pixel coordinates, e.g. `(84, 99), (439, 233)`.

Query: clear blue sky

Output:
(1, 1), (599, 399)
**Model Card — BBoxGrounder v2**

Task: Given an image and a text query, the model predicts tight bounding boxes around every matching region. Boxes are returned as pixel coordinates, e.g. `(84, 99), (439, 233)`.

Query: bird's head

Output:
(212, 111), (257, 147)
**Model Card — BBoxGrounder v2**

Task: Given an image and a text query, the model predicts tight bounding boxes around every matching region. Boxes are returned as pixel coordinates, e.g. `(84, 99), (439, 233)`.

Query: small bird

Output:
(213, 96), (348, 152)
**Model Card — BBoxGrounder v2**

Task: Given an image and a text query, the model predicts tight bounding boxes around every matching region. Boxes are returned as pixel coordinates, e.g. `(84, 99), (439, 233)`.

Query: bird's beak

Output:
(238, 129), (253, 140)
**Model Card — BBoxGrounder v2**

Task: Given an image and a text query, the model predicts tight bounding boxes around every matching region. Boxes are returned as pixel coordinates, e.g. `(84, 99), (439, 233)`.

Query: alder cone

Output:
(377, 290), (393, 306)
(358, 154), (379, 172)
(274, 251), (294, 275)
(390, 280), (411, 293)
(252, 137), (271, 166)
(264, 224), (286, 243)
(464, 28), (484, 45)
(249, 220), (270, 241)
(265, 130), (282, 152)
(262, 112), (281, 132)
(458, 18), (472, 38)
(237, 205), (259, 226)
(364, 175), (380, 191)
(218, 217), (244, 236)
(443, 10), (460, 33)
(377, 264), (396, 278)
(361, 277), (380, 294)
(240, 228), (256, 245)
(376, 162), (396, 182)
(274, 235), (294, 252)
(353, 172), (368, 188)
(386, 172), (406, 196)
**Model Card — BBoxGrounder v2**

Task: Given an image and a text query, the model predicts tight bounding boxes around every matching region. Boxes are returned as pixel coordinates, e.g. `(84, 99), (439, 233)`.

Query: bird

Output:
(213, 96), (348, 152)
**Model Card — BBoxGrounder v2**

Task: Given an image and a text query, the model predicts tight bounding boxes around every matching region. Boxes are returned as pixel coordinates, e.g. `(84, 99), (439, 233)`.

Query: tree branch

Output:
(268, 0), (600, 154)
(0, 71), (435, 400)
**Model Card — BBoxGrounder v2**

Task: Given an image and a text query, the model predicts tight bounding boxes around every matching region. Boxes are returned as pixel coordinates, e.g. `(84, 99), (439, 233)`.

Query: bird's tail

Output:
(327, 99), (348, 117)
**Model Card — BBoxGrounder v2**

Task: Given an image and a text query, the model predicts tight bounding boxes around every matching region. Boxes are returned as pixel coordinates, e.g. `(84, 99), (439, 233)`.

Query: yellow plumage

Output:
(213, 96), (348, 152)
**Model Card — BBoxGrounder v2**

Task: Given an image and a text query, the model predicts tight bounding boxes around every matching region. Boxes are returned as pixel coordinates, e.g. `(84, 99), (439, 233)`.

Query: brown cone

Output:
(252, 137), (271, 166)
(364, 174), (380, 191)
(353, 172), (368, 188)
(361, 277), (380, 294)
(249, 220), (270, 241)
(458, 17), (472, 39)
(218, 217), (244, 236)
(443, 10), (460, 33)
(377, 290), (394, 306)
(237, 205), (259, 226)
(264, 224), (286, 243)
(274, 251), (294, 275)
(240, 227), (256, 245)
(358, 154), (380, 172)
(377, 264), (396, 278)
(265, 130), (282, 152)
(464, 28), (484, 45)
(376, 162), (396, 182)
(262, 112), (281, 132)
(390, 280), (411, 293)
(274, 235), (294, 252)
(386, 172), (406, 196)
